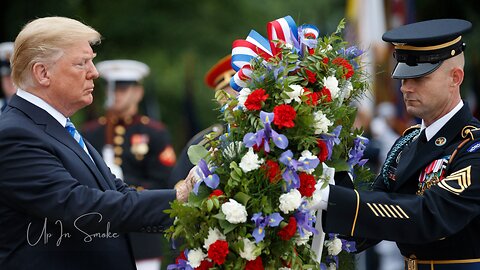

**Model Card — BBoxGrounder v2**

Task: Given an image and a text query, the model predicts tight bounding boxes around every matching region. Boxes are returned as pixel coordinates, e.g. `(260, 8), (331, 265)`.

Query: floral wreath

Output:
(166, 15), (373, 270)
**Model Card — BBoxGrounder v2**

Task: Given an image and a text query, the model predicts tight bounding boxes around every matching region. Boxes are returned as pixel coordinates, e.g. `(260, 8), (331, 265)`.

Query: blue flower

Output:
(347, 135), (369, 170)
(243, 111), (288, 152)
(294, 203), (318, 237)
(279, 150), (302, 190)
(320, 125), (342, 160)
(193, 159), (220, 194)
(251, 212), (283, 243)
(167, 249), (193, 270)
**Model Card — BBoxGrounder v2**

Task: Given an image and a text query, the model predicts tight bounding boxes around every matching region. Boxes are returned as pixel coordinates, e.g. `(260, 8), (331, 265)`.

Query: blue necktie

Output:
(65, 118), (92, 160)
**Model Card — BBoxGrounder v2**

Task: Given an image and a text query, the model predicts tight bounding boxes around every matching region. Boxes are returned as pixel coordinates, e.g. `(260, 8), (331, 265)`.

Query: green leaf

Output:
(234, 192), (251, 206)
(187, 144), (209, 165)
(206, 199), (214, 212)
(219, 219), (238, 234)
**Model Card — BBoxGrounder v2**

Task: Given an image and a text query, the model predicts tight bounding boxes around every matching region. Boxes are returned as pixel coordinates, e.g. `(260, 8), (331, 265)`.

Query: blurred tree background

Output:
(2, 0), (480, 154)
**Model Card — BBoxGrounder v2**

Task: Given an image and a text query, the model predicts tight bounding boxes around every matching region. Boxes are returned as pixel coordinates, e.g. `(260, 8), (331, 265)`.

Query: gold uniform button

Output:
(140, 116), (150, 125)
(98, 116), (107, 125)
(114, 136), (124, 145)
(114, 157), (122, 165)
(115, 125), (126, 135)
(114, 146), (123, 155)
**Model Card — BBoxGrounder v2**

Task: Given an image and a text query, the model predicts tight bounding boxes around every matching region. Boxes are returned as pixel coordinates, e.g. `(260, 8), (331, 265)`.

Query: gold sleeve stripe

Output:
(377, 204), (392, 218)
(351, 190), (360, 236)
(390, 204), (405, 219)
(367, 203), (379, 216)
(372, 203), (386, 217)
(437, 166), (471, 195)
(396, 205), (410, 219)
(383, 204), (398, 218)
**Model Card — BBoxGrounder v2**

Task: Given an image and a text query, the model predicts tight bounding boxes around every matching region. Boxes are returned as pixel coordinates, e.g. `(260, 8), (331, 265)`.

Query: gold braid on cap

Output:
(394, 36), (462, 51)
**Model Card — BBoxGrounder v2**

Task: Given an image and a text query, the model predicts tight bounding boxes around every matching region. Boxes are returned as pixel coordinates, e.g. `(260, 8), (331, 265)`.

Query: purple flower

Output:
(320, 125), (342, 160)
(347, 136), (369, 170)
(251, 212), (283, 243)
(243, 111), (288, 152)
(341, 238), (357, 253)
(167, 249), (193, 270)
(294, 203), (318, 236)
(279, 150), (301, 190)
(193, 159), (220, 194)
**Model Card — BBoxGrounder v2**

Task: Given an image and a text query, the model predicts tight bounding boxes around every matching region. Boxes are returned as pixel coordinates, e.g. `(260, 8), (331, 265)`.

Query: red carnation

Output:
(304, 89), (319, 106)
(245, 88), (269, 111)
(332, 57), (354, 79)
(298, 173), (316, 197)
(196, 260), (214, 270)
(278, 217), (297, 241)
(245, 257), (264, 270)
(263, 160), (281, 183)
(322, 57), (329, 64)
(305, 69), (317, 83)
(209, 189), (224, 198)
(208, 240), (229, 265)
(319, 87), (332, 103)
(317, 139), (329, 162)
(308, 48), (315, 55)
(273, 104), (296, 129)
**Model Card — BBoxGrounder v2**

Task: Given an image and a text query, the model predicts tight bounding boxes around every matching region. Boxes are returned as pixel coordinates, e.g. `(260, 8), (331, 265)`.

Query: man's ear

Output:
(451, 67), (464, 87)
(32, 63), (50, 87)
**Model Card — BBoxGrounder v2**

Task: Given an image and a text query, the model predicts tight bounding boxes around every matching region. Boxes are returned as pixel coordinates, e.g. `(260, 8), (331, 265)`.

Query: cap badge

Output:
(435, 137), (447, 146)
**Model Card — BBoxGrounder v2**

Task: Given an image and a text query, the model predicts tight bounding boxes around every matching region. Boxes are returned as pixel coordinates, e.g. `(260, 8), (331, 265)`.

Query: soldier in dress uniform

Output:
(82, 59), (176, 270)
(0, 42), (16, 113)
(312, 19), (480, 270)
(167, 55), (234, 185)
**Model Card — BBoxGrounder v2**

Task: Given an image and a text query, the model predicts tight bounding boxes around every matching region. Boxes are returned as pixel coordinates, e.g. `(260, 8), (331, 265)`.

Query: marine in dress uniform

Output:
(314, 19), (480, 270)
(0, 42), (16, 113)
(167, 55), (234, 185)
(82, 60), (176, 270)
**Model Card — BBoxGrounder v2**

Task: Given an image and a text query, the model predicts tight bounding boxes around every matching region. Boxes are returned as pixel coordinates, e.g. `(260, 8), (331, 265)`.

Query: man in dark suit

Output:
(0, 16), (193, 270)
(312, 19), (480, 269)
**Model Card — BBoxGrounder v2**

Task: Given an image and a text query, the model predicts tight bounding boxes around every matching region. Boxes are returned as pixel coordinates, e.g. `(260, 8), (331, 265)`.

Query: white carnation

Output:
(284, 84), (304, 104)
(313, 111), (333, 135)
(221, 199), (247, 224)
(187, 248), (206, 268)
(239, 147), (264, 173)
(323, 76), (340, 98)
(326, 237), (343, 256)
(279, 189), (302, 214)
(341, 80), (353, 99)
(239, 238), (257, 261)
(295, 230), (313, 246)
(203, 227), (226, 250)
(238, 87), (252, 108)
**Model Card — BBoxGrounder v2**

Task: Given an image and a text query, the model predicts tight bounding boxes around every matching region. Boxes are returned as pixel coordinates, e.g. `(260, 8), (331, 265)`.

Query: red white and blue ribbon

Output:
(231, 15), (315, 91)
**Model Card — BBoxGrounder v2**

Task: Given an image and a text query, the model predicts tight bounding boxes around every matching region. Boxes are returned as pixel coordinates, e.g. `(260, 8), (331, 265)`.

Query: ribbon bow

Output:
(230, 15), (320, 91)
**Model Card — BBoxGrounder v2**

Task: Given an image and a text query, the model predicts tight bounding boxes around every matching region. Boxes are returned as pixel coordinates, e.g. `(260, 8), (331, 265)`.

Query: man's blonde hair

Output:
(11, 16), (101, 89)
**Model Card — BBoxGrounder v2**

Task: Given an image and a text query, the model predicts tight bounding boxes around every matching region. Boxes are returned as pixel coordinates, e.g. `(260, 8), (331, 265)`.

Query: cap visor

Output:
(392, 62), (442, 79)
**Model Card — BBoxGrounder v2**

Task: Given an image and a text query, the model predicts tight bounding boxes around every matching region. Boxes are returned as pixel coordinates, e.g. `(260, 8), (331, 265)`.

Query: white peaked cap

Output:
(0, 42), (14, 61)
(96, 59), (150, 82)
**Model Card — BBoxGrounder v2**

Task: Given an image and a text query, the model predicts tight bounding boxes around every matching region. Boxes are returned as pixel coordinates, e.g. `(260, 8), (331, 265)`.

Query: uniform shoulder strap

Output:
(448, 125), (480, 165)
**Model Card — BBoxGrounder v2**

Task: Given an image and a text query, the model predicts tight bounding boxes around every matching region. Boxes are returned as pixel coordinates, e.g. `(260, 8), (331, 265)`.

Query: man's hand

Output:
(175, 167), (197, 202)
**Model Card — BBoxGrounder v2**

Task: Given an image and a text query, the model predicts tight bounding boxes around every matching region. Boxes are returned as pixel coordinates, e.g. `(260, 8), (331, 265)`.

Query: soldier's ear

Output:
(451, 67), (464, 87)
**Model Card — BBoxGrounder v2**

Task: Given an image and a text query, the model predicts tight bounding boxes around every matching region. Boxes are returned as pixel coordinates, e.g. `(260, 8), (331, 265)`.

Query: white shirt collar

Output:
(421, 100), (464, 141)
(17, 89), (67, 127)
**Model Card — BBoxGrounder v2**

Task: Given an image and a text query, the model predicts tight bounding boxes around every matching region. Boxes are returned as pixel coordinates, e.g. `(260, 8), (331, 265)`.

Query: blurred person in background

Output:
(0, 42), (16, 113)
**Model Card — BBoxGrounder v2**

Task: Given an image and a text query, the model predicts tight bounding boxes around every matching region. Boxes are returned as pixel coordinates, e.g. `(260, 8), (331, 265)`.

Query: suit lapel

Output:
(394, 104), (472, 190)
(8, 95), (111, 191)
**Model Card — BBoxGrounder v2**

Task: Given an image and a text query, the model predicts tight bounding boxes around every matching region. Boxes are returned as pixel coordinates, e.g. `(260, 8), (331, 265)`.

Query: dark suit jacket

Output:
(0, 95), (176, 270)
